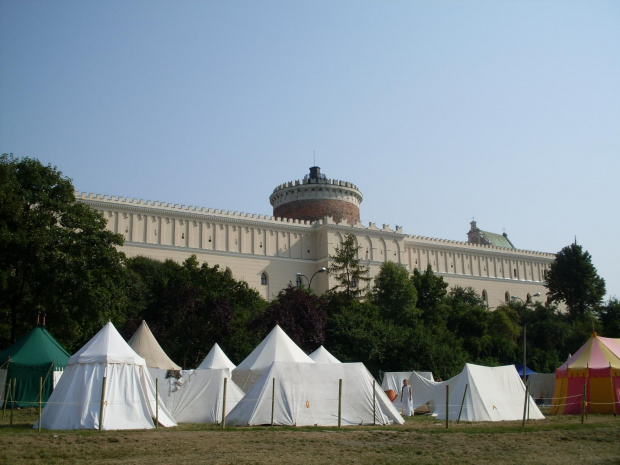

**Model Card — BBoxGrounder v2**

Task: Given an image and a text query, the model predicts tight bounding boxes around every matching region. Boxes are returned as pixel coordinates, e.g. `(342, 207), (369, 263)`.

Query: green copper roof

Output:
(479, 231), (515, 249)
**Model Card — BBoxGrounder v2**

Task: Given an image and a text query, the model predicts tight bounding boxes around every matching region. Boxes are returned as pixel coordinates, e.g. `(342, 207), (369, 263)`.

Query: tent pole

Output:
(99, 376), (107, 431)
(271, 378), (276, 427)
(445, 384), (449, 429)
(38, 377), (42, 432)
(581, 382), (586, 424)
(372, 380), (376, 426)
(522, 385), (529, 427)
(609, 363), (616, 417)
(10, 378), (16, 426)
(155, 378), (159, 429)
(457, 384), (468, 423)
(338, 379), (342, 428)
(2, 376), (10, 420)
(222, 377), (227, 428)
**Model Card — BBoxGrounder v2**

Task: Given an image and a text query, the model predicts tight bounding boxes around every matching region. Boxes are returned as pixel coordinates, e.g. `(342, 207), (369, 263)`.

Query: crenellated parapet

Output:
(269, 166), (363, 226)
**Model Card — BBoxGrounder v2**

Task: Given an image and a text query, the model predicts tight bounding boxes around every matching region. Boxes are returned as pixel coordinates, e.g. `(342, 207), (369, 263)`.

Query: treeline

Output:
(2, 154), (619, 380)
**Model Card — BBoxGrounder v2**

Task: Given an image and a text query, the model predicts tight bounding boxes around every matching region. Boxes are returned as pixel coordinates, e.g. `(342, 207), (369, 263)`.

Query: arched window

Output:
(261, 273), (268, 286)
(505, 291), (510, 302)
(482, 290), (488, 306)
(351, 277), (357, 288)
(296, 276), (302, 287)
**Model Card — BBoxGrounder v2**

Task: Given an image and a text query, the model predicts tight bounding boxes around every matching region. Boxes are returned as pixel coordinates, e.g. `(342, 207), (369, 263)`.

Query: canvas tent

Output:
(155, 368), (245, 423)
(550, 333), (620, 415)
(309, 346), (341, 364)
(527, 373), (556, 405)
(381, 371), (434, 413)
(409, 364), (544, 422)
(128, 320), (181, 370)
(232, 325), (314, 392)
(197, 343), (236, 371)
(226, 361), (404, 426)
(37, 321), (176, 430)
(0, 325), (70, 408)
(514, 364), (537, 378)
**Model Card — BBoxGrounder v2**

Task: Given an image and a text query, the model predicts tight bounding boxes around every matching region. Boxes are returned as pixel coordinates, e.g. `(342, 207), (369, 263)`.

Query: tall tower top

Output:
(269, 167), (363, 225)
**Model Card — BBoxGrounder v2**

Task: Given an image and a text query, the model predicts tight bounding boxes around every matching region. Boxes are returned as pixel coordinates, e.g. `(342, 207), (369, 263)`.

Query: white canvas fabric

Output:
(409, 363), (545, 422)
(226, 362), (404, 427)
(128, 320), (181, 370)
(232, 326), (314, 392)
(197, 343), (236, 370)
(155, 369), (245, 423)
(381, 371), (434, 414)
(527, 373), (556, 405)
(309, 346), (341, 364)
(38, 322), (176, 430)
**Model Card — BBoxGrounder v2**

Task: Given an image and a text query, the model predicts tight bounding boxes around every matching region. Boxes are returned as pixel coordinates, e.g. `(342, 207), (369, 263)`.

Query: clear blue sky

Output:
(1, 1), (618, 300)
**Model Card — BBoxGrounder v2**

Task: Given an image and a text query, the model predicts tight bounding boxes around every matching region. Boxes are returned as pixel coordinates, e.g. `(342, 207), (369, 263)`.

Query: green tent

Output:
(0, 325), (70, 408)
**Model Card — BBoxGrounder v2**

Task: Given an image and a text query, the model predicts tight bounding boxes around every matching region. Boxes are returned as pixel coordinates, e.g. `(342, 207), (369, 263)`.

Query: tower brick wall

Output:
(273, 198), (360, 225)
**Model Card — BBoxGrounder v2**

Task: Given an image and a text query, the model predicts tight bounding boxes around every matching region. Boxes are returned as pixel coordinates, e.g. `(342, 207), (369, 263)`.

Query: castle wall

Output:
(77, 193), (554, 307)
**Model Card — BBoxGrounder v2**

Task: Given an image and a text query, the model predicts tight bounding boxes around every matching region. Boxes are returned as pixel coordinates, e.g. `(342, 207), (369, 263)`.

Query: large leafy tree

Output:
(0, 154), (127, 351)
(252, 284), (328, 353)
(371, 261), (418, 323)
(545, 243), (606, 319)
(328, 233), (370, 299)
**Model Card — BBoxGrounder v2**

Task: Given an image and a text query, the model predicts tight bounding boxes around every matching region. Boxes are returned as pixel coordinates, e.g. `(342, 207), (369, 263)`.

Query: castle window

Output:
(351, 277), (357, 288)
(261, 273), (268, 286)
(296, 276), (302, 287)
(513, 268), (517, 277)
(505, 291), (510, 302)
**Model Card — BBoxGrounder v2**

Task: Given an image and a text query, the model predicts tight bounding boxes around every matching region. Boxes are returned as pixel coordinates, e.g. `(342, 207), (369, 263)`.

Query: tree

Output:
(545, 243), (606, 319)
(597, 298), (620, 337)
(252, 284), (328, 353)
(371, 261), (418, 323)
(328, 233), (370, 299)
(0, 154), (127, 351)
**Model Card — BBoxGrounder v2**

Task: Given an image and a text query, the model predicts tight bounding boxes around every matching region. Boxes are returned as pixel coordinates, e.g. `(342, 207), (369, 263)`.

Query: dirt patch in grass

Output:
(1, 409), (618, 465)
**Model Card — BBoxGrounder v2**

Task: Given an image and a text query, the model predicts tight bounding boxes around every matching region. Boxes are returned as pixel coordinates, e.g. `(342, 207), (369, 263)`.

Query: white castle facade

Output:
(77, 167), (554, 308)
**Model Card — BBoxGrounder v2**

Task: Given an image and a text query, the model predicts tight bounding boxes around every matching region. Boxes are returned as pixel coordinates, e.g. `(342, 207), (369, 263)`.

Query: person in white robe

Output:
(401, 379), (413, 416)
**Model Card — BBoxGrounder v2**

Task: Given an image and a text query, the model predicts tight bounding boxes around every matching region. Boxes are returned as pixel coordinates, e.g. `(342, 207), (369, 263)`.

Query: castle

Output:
(77, 167), (554, 307)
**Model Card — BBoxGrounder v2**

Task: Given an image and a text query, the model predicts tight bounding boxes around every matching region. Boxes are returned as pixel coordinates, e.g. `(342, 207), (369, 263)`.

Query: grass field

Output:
(1, 408), (618, 465)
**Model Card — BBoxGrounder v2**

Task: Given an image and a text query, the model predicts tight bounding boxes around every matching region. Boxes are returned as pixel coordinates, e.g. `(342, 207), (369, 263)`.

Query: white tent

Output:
(197, 343), (236, 371)
(157, 369), (245, 423)
(527, 373), (556, 405)
(226, 362), (404, 426)
(309, 346), (341, 364)
(232, 325), (314, 392)
(381, 371), (434, 413)
(37, 322), (176, 430)
(409, 363), (544, 422)
(128, 320), (181, 370)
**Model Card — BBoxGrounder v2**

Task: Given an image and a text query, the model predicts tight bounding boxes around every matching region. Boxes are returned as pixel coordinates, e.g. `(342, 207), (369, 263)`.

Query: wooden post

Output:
(38, 377), (42, 432)
(445, 384), (449, 429)
(372, 379), (376, 426)
(155, 378), (159, 429)
(522, 384), (529, 427)
(10, 378), (16, 426)
(2, 377), (10, 420)
(338, 379), (343, 428)
(222, 377), (227, 428)
(581, 382), (587, 424)
(99, 376), (107, 431)
(271, 378), (275, 427)
(457, 384), (468, 423)
(610, 363), (617, 417)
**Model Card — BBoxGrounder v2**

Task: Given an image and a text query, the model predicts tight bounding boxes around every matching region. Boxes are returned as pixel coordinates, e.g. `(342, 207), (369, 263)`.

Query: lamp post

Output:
(295, 267), (327, 290)
(511, 292), (541, 383)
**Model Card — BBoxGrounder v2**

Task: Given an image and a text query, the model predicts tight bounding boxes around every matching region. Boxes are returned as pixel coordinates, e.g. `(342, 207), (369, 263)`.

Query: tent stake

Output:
(38, 377), (42, 432)
(155, 378), (159, 429)
(372, 379), (376, 426)
(522, 384), (529, 427)
(271, 378), (275, 427)
(338, 379), (342, 428)
(457, 384), (468, 423)
(222, 377), (227, 428)
(99, 376), (107, 431)
(445, 384), (449, 429)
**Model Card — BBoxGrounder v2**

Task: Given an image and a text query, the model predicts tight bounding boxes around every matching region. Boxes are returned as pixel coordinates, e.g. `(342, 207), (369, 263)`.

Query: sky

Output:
(1, 1), (619, 300)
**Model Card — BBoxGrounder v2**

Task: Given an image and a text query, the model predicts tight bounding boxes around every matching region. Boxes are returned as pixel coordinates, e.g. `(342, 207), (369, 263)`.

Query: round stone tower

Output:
(269, 167), (363, 225)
